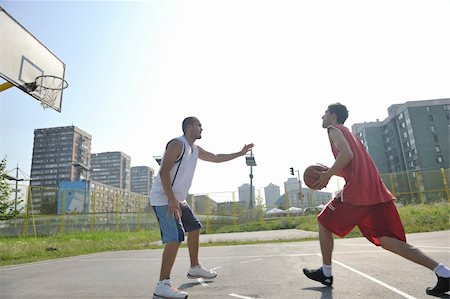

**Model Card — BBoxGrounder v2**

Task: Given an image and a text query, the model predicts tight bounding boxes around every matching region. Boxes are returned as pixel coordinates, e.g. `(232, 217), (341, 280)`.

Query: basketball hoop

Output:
(25, 75), (68, 109)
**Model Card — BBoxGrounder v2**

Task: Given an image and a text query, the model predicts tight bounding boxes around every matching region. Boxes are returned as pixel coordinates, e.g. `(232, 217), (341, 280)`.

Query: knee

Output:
(378, 236), (389, 249)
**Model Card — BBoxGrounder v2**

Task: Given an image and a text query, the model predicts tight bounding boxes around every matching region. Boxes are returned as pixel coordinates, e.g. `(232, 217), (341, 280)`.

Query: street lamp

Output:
(245, 150), (256, 209)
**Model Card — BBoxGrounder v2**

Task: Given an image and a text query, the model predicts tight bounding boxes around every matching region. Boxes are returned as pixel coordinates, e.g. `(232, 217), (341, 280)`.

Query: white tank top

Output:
(150, 136), (199, 206)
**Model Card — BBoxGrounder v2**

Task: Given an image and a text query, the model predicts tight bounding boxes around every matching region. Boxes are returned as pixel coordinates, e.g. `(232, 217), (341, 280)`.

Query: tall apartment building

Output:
(130, 166), (154, 196)
(352, 99), (450, 199)
(238, 183), (255, 208)
(30, 126), (92, 214)
(264, 183), (281, 210)
(352, 98), (450, 173)
(90, 152), (131, 191)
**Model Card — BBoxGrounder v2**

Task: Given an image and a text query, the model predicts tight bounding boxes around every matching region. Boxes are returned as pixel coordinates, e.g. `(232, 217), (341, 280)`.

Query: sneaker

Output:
(303, 267), (333, 287)
(187, 264), (217, 279)
(153, 279), (188, 299)
(426, 275), (450, 297)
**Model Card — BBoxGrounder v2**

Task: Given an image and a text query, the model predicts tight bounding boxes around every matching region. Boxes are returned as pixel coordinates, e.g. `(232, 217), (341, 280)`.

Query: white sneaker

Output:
(153, 279), (188, 299)
(187, 264), (217, 279)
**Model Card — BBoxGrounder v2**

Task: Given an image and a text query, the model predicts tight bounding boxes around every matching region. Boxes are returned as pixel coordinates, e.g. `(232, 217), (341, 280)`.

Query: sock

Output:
(433, 264), (450, 278)
(322, 264), (332, 277)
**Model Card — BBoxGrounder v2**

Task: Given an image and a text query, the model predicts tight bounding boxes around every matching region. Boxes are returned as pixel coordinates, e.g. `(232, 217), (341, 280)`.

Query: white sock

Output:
(433, 263), (450, 278)
(322, 264), (332, 277)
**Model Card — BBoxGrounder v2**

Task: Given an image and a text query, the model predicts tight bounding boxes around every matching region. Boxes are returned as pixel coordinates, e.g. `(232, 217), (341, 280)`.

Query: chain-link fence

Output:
(1, 168), (448, 237)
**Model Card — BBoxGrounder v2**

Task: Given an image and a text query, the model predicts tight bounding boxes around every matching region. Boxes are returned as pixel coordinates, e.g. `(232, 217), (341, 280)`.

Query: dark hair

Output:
(328, 103), (349, 124)
(182, 117), (197, 134)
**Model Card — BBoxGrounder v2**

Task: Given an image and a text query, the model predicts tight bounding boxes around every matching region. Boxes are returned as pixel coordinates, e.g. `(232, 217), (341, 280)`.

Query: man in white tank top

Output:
(151, 116), (254, 299)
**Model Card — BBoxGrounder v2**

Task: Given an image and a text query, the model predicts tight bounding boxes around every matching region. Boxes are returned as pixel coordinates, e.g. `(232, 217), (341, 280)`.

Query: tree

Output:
(0, 157), (20, 220)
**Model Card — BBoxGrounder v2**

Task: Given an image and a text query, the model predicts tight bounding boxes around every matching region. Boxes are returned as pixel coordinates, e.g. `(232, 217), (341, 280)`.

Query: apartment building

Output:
(30, 126), (92, 214)
(352, 98), (450, 173)
(90, 151), (131, 191)
(130, 166), (154, 196)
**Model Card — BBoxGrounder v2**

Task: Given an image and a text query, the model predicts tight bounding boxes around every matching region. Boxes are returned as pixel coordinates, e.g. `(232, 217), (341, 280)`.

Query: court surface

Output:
(1, 230), (449, 299)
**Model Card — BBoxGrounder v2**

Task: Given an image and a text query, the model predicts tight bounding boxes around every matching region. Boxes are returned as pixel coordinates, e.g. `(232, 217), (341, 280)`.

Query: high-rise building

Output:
(90, 152), (131, 191)
(30, 126), (92, 214)
(264, 183), (281, 210)
(238, 183), (255, 208)
(352, 99), (450, 173)
(130, 166), (154, 196)
(352, 99), (450, 201)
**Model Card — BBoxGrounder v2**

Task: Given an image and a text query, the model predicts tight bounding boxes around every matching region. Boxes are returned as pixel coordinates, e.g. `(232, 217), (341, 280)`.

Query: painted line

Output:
(229, 293), (256, 299)
(210, 266), (222, 271)
(197, 278), (208, 287)
(239, 258), (263, 264)
(340, 244), (450, 250)
(324, 255), (417, 299)
(0, 257), (82, 272)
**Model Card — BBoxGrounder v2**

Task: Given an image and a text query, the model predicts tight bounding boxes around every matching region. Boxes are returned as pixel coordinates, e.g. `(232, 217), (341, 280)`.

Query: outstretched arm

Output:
(198, 143), (254, 163)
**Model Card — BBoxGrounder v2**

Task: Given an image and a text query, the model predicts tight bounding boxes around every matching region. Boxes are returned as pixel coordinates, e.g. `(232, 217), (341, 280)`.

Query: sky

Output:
(0, 0), (449, 201)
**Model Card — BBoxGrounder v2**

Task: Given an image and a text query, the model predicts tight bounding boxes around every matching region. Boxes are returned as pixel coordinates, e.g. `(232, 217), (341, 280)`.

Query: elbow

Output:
(346, 151), (354, 163)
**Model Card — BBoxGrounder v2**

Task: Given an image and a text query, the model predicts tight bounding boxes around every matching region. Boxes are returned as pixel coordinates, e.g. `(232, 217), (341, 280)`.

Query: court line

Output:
(322, 254), (417, 299)
(239, 258), (263, 264)
(196, 277), (208, 287)
(229, 293), (256, 299)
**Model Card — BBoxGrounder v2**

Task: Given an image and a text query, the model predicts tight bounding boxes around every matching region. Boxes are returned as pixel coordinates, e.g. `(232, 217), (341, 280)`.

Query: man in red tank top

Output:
(302, 103), (449, 297)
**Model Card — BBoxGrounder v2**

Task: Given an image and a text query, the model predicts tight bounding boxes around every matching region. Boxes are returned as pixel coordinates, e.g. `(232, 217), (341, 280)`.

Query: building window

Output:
(428, 115), (434, 122)
(444, 104), (450, 110)
(430, 125), (436, 133)
(401, 122), (406, 128)
(433, 135), (439, 143)
(436, 145), (441, 153)
(403, 132), (408, 138)
(398, 113), (403, 120)
(436, 156), (443, 163)
(426, 106), (431, 112)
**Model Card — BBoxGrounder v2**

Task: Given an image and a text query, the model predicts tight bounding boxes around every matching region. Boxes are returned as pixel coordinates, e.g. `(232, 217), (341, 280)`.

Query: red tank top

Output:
(329, 125), (394, 205)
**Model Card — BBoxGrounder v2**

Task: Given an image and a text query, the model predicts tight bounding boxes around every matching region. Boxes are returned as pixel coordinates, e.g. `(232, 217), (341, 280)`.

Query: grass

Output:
(0, 203), (448, 266)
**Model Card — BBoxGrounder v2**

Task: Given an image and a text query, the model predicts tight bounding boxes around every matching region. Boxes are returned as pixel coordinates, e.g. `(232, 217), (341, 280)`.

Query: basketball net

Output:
(34, 75), (68, 110)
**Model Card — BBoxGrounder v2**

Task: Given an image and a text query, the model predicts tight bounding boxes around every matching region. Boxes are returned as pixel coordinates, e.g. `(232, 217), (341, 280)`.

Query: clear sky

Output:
(1, 0), (449, 200)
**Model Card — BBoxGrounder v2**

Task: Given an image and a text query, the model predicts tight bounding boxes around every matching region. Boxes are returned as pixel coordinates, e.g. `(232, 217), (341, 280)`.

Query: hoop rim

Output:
(35, 75), (68, 90)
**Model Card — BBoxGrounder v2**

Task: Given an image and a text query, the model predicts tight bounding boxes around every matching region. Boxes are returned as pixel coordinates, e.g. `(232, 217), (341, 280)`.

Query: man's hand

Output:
(312, 170), (331, 190)
(168, 199), (181, 219)
(240, 143), (254, 155)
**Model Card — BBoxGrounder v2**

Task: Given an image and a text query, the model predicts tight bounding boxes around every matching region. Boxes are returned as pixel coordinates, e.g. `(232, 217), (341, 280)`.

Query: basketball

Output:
(303, 164), (329, 189)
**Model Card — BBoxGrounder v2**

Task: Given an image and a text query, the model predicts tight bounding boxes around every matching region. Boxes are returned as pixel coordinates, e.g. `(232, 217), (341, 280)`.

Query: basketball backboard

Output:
(0, 6), (66, 112)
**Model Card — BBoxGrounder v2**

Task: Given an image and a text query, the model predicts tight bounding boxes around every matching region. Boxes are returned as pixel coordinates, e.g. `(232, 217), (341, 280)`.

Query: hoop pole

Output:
(0, 82), (14, 92)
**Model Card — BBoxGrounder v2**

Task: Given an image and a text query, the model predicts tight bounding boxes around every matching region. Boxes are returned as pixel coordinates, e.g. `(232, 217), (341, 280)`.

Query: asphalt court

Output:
(0, 231), (449, 299)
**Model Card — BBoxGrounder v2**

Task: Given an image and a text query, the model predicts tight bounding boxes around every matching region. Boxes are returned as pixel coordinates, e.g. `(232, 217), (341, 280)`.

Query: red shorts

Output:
(318, 198), (406, 246)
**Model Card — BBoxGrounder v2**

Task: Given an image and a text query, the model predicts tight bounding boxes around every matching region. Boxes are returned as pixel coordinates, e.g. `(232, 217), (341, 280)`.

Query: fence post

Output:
(60, 190), (66, 234)
(440, 168), (450, 202)
(415, 172), (424, 204)
(232, 191), (238, 227)
(137, 195), (141, 231)
(284, 183), (290, 223)
(90, 191), (96, 232)
(23, 186), (31, 238)
(205, 194), (210, 234)
(257, 189), (263, 225)
(388, 174), (396, 197)
(115, 192), (120, 232)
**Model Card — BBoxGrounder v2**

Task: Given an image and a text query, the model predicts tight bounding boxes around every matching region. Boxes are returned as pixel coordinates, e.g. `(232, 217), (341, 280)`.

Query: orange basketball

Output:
(303, 164), (329, 189)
